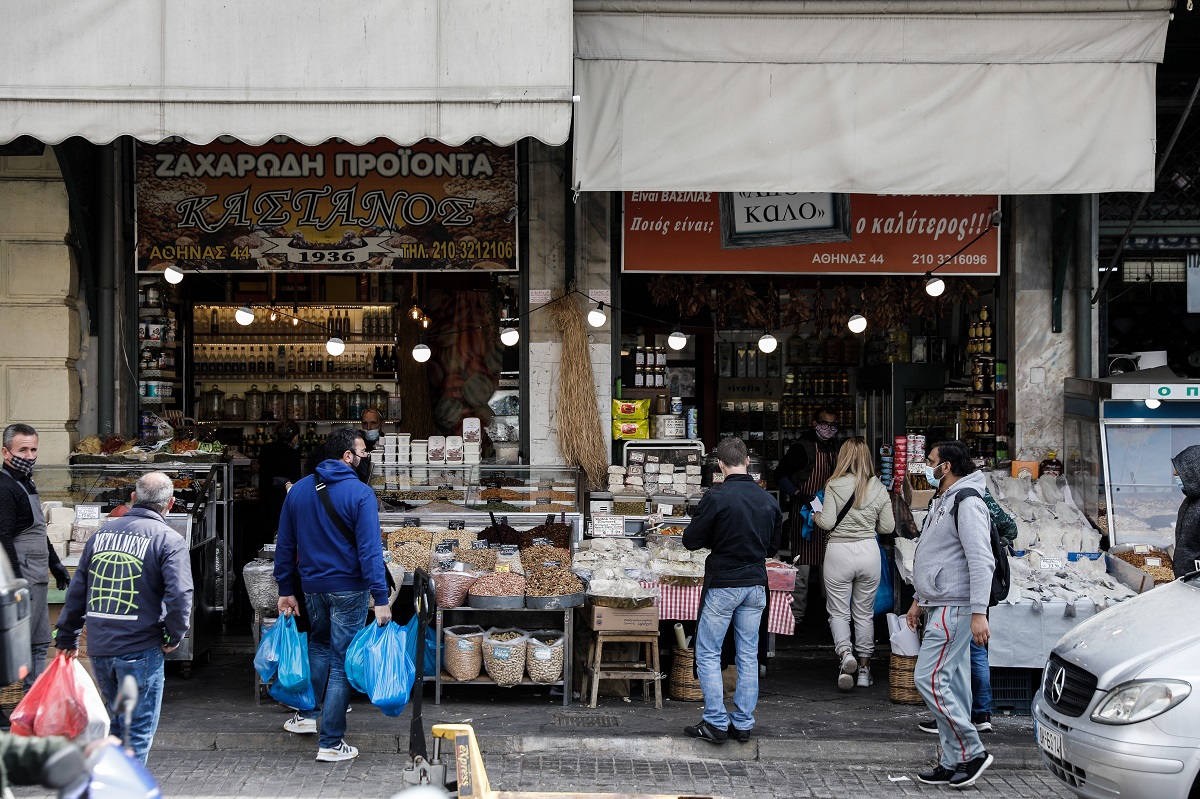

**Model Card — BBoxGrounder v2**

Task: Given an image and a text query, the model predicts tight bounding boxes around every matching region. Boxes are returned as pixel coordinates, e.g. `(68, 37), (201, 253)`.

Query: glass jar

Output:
(329, 384), (348, 421)
(348, 384), (369, 420)
(264, 384), (285, 422)
(370, 384), (389, 416)
(200, 385), (225, 421)
(286, 385), (307, 421)
(244, 384), (264, 422)
(224, 393), (246, 421)
(307, 385), (328, 420)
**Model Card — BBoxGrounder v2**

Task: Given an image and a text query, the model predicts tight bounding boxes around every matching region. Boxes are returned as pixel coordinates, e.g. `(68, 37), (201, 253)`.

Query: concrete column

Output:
(0, 150), (81, 461)
(524, 142), (612, 466)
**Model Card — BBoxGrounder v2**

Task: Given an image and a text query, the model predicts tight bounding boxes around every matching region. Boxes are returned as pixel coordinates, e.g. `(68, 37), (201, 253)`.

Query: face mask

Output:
(352, 454), (372, 484)
(925, 463), (942, 488)
(814, 423), (837, 441)
(363, 429), (381, 443)
(1176, 475), (1185, 491)
(7, 455), (35, 477)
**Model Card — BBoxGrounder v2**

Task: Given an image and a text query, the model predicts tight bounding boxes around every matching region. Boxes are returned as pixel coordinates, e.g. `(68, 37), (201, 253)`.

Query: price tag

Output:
(1040, 557), (1064, 570)
(499, 545), (519, 556)
(533, 648), (552, 661)
(629, 451), (646, 464)
(442, 539), (460, 550)
(492, 645), (512, 661)
(435, 542), (454, 554)
(687, 452), (700, 464)
(532, 537), (552, 547)
(402, 517), (420, 528)
(538, 483), (553, 492)
(439, 483), (456, 492)
(1067, 552), (1104, 562)
(74, 504), (102, 521)
(543, 559), (561, 568)
(495, 563), (512, 573)
(1134, 544), (1150, 554)
(712, 473), (725, 483)
(1145, 557), (1163, 567)
(646, 455), (660, 464)
(499, 515), (509, 526)
(448, 519), (466, 531)
(471, 540), (489, 550)
(657, 503), (676, 516)
(646, 513), (665, 528)
(457, 639), (474, 651)
(589, 515), (626, 538)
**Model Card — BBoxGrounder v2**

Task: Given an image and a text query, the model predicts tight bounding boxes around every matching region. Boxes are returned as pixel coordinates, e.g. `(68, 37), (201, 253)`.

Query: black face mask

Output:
(352, 454), (372, 484)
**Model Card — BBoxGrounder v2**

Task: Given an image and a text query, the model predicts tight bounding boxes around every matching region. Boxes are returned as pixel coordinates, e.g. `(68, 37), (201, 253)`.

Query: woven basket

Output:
(0, 681), (24, 708)
(889, 654), (924, 705)
(669, 647), (703, 702)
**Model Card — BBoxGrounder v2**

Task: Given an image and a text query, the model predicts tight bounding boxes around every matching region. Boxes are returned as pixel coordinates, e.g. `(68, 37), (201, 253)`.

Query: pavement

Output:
(147, 632), (1047, 776)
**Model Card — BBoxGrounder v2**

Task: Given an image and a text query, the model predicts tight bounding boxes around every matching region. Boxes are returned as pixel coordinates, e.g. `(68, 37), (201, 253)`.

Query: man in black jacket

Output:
(682, 437), (782, 744)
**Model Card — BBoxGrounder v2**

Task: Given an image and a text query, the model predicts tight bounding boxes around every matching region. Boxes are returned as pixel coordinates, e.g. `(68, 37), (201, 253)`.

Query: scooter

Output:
(55, 675), (162, 799)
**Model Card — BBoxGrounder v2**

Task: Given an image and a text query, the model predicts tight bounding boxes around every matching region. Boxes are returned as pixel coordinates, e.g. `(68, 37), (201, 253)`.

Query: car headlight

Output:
(1091, 680), (1191, 725)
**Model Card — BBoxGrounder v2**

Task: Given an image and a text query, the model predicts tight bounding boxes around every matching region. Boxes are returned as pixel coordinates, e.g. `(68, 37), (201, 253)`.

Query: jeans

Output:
(695, 586), (767, 731)
(914, 606), (985, 768)
(300, 590), (370, 749)
(90, 647), (165, 765)
(970, 641), (993, 719)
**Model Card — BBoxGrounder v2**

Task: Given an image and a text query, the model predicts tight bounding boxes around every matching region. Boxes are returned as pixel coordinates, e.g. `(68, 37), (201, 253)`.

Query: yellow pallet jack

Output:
(398, 571), (726, 799)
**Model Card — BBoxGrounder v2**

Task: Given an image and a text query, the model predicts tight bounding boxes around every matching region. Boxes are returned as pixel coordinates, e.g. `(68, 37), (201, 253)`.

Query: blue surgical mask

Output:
(363, 429), (381, 443)
(1176, 475), (1185, 491)
(925, 463), (942, 488)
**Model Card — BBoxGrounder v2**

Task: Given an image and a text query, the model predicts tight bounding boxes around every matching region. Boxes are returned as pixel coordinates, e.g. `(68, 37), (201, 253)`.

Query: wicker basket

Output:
(0, 681), (23, 708)
(669, 647), (703, 702)
(889, 654), (924, 705)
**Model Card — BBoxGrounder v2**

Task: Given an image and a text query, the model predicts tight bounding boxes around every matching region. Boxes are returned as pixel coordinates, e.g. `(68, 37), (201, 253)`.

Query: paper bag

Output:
(887, 613), (920, 657)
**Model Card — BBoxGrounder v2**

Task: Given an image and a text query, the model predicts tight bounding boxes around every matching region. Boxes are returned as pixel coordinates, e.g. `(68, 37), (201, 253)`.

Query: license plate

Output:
(1036, 720), (1064, 758)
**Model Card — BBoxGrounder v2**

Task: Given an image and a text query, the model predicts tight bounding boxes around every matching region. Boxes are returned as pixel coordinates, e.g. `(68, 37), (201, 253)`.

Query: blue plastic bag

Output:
(401, 616), (438, 677)
(269, 675), (317, 711)
(253, 616), (284, 682)
(345, 623), (380, 694)
(365, 621), (415, 717)
(275, 614), (311, 691)
(873, 543), (894, 616)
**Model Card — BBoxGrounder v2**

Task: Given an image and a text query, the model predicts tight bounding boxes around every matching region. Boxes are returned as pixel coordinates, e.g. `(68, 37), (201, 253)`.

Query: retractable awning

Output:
(573, 1), (1172, 194)
(0, 0), (573, 146)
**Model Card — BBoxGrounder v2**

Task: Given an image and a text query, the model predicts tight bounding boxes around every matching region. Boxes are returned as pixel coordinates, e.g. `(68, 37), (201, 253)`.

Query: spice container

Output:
(200, 385), (225, 422)
(286, 385), (307, 421)
(370, 384), (389, 415)
(328, 384), (348, 421)
(348, 384), (369, 420)
(307, 385), (328, 420)
(264, 384), (285, 422)
(244, 384), (264, 422)
(613, 494), (648, 516)
(223, 393), (247, 421)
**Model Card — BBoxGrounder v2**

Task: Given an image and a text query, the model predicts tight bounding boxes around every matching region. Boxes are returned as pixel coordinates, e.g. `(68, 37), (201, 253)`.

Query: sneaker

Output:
(284, 712), (317, 735)
(839, 651), (858, 675)
(837, 669), (854, 691)
(315, 741), (359, 762)
(916, 765), (956, 785)
(726, 724), (751, 743)
(972, 714), (992, 733)
(948, 752), (994, 789)
(683, 720), (728, 744)
(918, 719), (939, 734)
(856, 667), (873, 688)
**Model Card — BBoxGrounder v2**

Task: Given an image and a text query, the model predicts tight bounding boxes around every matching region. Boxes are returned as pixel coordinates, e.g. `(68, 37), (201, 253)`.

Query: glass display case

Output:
(35, 460), (230, 674)
(370, 464), (582, 515)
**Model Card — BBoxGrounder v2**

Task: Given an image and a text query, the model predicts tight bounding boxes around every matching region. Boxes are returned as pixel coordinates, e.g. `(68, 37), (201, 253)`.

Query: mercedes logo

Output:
(1051, 665), (1067, 704)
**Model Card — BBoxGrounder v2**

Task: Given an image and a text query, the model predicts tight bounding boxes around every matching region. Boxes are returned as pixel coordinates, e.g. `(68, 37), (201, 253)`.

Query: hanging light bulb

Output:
(420, 314), (431, 330)
(1145, 398), (1162, 410)
(326, 337), (346, 357)
(847, 313), (868, 334)
(235, 304), (255, 326)
(269, 308), (278, 322)
(925, 272), (946, 297)
(667, 330), (687, 351)
(758, 332), (778, 354)
(587, 302), (607, 328)
(500, 327), (520, 347)
(412, 342), (432, 363)
(162, 263), (184, 284)
(292, 316), (300, 327)
(409, 301), (422, 321)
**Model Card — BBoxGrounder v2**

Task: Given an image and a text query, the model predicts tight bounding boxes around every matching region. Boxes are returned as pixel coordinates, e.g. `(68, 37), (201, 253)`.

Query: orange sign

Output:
(622, 193), (999, 275)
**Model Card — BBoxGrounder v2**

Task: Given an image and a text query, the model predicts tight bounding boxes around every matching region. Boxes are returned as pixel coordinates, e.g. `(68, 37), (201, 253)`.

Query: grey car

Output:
(1033, 574), (1200, 799)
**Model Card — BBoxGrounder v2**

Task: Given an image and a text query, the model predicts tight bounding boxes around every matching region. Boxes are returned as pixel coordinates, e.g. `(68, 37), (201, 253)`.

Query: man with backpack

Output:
(906, 440), (995, 789)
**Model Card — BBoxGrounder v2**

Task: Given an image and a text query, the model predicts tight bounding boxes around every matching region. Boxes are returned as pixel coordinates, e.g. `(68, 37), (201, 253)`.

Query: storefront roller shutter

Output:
(572, 1), (1171, 194)
(0, 0), (573, 146)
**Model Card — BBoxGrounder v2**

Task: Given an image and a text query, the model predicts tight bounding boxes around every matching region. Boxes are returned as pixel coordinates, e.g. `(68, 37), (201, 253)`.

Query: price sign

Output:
(499, 545), (519, 556)
(471, 540), (489, 550)
(543, 559), (561, 568)
(1145, 557), (1163, 567)
(538, 483), (553, 492)
(75, 504), (102, 521)
(645, 513), (665, 528)
(1067, 552), (1104, 562)
(1040, 557), (1064, 570)
(590, 515), (626, 538)
(435, 542), (454, 554)
(687, 453), (700, 464)
(442, 539), (460, 550)
(532, 537), (552, 547)
(657, 503), (676, 516)
(402, 517), (420, 528)
(629, 451), (646, 464)
(448, 519), (466, 531)
(496, 563), (511, 572)
(646, 454), (660, 464)
(439, 483), (456, 492)
(1134, 544), (1150, 554)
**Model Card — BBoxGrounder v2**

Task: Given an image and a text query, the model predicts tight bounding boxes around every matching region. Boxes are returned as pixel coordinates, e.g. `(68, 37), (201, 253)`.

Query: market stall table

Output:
(640, 582), (795, 635)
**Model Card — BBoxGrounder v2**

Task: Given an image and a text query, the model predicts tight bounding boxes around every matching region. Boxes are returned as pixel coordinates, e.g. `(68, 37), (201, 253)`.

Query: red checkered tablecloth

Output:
(640, 582), (795, 635)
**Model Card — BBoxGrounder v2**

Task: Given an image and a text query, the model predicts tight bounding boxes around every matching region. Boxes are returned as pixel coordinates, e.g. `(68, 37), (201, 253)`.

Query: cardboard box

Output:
(906, 473), (936, 510)
(1011, 460), (1039, 479)
(588, 604), (659, 632)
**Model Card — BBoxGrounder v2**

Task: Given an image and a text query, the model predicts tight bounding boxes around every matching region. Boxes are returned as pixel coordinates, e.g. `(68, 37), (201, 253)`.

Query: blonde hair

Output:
(828, 437), (875, 507)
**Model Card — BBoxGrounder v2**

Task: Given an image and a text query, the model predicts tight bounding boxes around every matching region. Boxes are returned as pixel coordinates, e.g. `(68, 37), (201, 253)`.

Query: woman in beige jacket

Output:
(815, 437), (895, 690)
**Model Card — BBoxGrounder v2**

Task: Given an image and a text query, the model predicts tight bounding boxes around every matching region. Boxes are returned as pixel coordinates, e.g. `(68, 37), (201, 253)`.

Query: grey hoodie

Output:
(913, 470), (994, 615)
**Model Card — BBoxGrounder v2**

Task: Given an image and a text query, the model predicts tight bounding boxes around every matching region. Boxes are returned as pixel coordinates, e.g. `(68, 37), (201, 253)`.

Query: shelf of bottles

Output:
(965, 306), (1002, 461)
(782, 332), (857, 441)
(137, 277), (181, 413)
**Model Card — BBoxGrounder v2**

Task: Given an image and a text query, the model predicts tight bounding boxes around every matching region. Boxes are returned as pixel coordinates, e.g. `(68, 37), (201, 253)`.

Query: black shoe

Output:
(726, 724), (751, 743)
(918, 719), (939, 734)
(972, 714), (993, 732)
(949, 752), (994, 789)
(683, 720), (728, 744)
(916, 765), (955, 785)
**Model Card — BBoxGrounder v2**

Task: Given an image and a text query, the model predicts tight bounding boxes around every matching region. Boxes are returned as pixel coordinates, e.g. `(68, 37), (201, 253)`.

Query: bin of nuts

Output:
(482, 627), (529, 687)
(520, 545), (572, 572)
(443, 625), (485, 681)
(525, 630), (565, 684)
(387, 527), (433, 549)
(468, 572), (526, 609)
(392, 542), (432, 573)
(433, 569), (479, 609)
(453, 546), (498, 572)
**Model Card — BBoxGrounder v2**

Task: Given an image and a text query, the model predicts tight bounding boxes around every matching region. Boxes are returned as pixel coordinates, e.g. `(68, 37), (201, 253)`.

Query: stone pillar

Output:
(0, 150), (81, 462)
(524, 142), (612, 467)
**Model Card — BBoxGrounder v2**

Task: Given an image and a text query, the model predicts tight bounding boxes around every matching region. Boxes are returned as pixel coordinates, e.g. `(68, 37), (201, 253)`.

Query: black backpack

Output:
(948, 488), (1011, 607)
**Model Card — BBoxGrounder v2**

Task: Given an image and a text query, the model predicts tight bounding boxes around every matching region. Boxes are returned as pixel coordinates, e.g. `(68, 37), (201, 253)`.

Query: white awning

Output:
(1, 0), (573, 146)
(573, 1), (1171, 194)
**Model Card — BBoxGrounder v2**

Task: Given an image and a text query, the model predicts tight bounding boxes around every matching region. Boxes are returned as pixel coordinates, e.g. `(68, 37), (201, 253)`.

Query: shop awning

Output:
(0, 0), (573, 146)
(573, 1), (1172, 194)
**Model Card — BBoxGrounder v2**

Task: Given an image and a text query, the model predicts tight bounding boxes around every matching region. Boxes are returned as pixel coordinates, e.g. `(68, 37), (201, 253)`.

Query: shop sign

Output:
(717, 378), (782, 400)
(136, 139), (517, 273)
(1111, 383), (1200, 400)
(623, 193), (999, 275)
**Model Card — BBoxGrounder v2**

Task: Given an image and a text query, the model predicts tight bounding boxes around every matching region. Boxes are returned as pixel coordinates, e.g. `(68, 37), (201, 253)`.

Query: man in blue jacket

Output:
(56, 471), (193, 764)
(274, 427), (390, 763)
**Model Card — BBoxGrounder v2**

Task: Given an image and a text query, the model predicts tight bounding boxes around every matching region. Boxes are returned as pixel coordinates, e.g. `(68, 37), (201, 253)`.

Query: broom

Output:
(548, 292), (609, 490)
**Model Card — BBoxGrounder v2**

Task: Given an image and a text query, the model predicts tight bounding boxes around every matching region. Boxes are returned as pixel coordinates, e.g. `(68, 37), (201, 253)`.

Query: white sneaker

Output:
(284, 712), (317, 735)
(856, 666), (873, 688)
(837, 669), (854, 690)
(839, 651), (857, 675)
(316, 741), (359, 762)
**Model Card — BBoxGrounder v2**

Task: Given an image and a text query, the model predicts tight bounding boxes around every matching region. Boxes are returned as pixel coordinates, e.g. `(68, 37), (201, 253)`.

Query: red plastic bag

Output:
(10, 652), (88, 739)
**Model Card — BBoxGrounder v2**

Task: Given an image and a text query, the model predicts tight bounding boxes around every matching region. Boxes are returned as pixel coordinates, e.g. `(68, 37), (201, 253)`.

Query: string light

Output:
(667, 330), (687, 350)
(163, 264), (184, 284)
(269, 309), (278, 322)
(326, 337), (345, 356)
(847, 313), (868, 334)
(1145, 398), (1162, 409)
(757, 332), (778, 354)
(587, 302), (607, 327)
(420, 314), (431, 329)
(925, 273), (946, 297)
(500, 327), (520, 346)
(412, 342), (432, 363)
(235, 304), (255, 326)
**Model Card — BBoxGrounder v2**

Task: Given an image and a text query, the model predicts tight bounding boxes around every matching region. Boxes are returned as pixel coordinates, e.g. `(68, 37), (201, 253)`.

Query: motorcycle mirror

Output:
(116, 675), (139, 716)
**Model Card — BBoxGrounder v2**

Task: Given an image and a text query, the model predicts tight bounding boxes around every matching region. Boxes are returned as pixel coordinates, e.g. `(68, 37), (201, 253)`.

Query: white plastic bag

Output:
(72, 660), (111, 744)
(887, 613), (920, 657)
